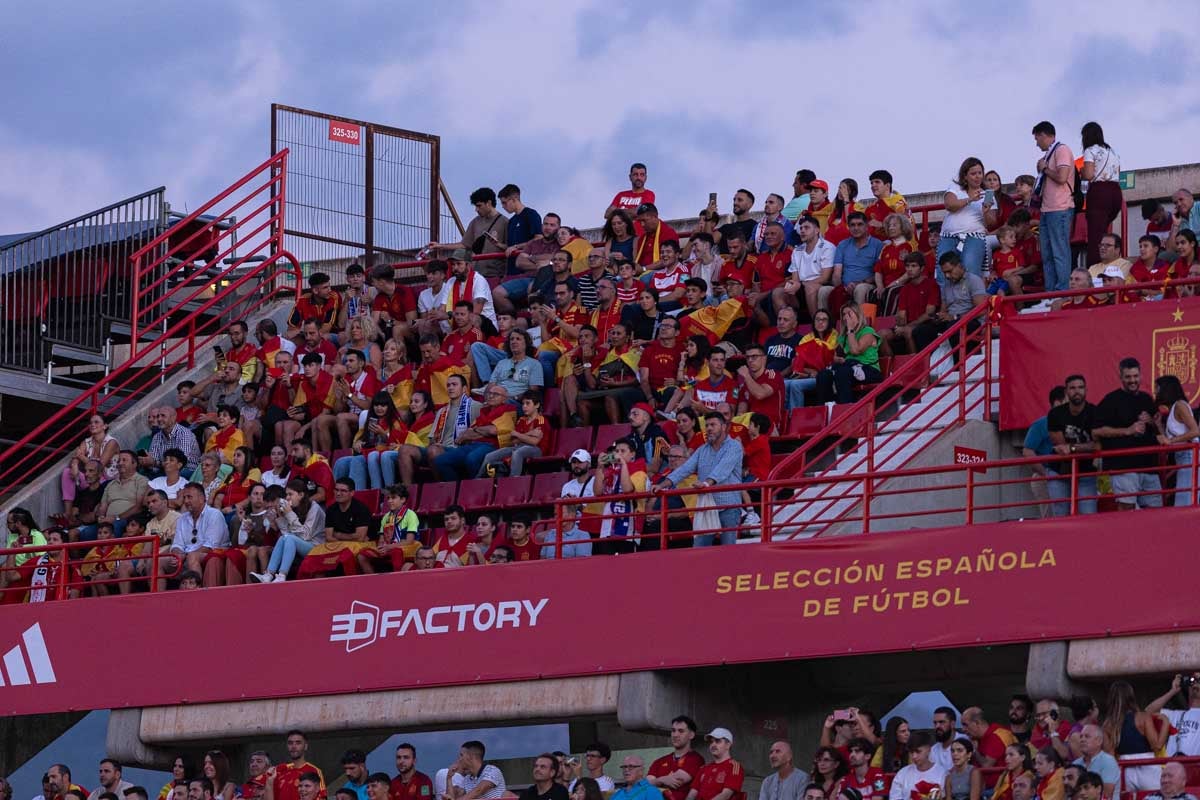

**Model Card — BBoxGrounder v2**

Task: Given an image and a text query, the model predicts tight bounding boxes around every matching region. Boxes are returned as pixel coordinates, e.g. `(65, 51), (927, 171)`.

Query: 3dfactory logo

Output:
(330, 598), (550, 652)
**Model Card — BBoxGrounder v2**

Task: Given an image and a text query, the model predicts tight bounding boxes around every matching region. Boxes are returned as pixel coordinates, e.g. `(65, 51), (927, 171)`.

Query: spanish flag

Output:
(417, 357), (472, 407)
(297, 541), (375, 579)
(598, 343), (641, 375)
(406, 411), (434, 447)
(678, 297), (748, 346)
(292, 370), (337, 417)
(381, 364), (415, 410)
(562, 235), (596, 276)
(206, 424), (244, 463)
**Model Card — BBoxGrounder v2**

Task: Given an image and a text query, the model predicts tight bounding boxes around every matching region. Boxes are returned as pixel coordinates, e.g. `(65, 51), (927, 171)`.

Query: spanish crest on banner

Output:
(1153, 308), (1200, 404)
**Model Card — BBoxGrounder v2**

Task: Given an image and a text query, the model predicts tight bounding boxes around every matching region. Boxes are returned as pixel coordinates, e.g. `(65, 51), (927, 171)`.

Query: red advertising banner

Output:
(999, 298), (1200, 429)
(2, 510), (1200, 716)
(328, 119), (362, 145)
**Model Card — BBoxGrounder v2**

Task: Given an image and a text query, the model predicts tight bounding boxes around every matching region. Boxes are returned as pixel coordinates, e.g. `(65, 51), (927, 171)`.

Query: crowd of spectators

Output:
(4, 119), (1200, 599)
(8, 678), (1200, 800)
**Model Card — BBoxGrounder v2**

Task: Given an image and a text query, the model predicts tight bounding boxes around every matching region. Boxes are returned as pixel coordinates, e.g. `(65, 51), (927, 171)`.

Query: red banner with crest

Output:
(999, 298), (1200, 429)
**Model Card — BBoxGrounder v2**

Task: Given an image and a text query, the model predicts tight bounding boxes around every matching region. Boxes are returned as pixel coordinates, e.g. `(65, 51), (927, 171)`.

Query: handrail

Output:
(0, 151), (301, 499)
(0, 535), (170, 601)
(0, 186), (167, 252)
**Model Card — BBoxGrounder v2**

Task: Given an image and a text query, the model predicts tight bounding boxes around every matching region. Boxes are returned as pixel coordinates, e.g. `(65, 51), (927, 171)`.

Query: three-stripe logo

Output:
(0, 623), (57, 687)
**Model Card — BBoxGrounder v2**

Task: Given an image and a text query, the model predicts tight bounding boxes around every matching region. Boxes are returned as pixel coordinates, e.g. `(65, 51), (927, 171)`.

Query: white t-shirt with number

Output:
(1164, 708), (1200, 756)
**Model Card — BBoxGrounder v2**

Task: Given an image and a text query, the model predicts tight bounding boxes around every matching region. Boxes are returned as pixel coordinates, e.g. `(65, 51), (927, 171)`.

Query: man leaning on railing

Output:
(653, 411), (744, 546)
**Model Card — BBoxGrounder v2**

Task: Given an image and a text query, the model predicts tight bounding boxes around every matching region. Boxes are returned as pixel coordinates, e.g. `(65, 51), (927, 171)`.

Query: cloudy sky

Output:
(2, 0), (1197, 243)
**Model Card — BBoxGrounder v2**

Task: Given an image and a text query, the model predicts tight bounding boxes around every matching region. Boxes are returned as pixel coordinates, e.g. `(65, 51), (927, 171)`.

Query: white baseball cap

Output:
(705, 727), (734, 743)
(570, 449), (592, 463)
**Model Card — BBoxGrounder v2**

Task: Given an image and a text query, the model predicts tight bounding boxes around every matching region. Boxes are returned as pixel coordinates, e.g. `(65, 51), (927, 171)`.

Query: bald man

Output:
(1149, 762), (1196, 800)
(760, 742), (808, 800)
(610, 757), (658, 800)
(961, 706), (1015, 771)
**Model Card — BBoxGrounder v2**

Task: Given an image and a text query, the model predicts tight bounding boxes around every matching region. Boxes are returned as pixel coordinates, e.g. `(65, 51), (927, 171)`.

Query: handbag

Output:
(471, 215), (501, 254)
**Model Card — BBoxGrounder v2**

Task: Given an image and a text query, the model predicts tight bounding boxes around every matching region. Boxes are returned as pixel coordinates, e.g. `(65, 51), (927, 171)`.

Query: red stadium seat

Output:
(594, 423), (631, 453)
(787, 407), (827, 437)
(404, 484), (421, 509)
(416, 481), (456, 516)
(529, 471), (570, 506)
(456, 478), (494, 509)
(493, 475), (533, 507)
(353, 489), (381, 513)
(526, 427), (591, 470)
(542, 388), (562, 421)
(331, 448), (353, 465)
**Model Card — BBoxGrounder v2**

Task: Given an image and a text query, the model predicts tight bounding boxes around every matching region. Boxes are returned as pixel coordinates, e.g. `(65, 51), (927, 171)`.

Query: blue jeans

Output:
(480, 444), (542, 477)
(785, 377), (817, 410)
(267, 534), (316, 574)
(1039, 209), (1073, 291)
(694, 507), (741, 547)
(936, 234), (987, 285)
(433, 442), (492, 481)
(537, 350), (561, 387)
(1176, 449), (1196, 507)
(471, 342), (506, 383)
(334, 452), (398, 490)
(500, 276), (534, 301)
(1046, 470), (1097, 516)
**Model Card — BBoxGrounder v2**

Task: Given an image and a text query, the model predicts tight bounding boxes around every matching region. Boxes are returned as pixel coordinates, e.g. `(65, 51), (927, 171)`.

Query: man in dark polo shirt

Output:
(519, 755), (568, 800)
(1046, 374), (1099, 516)
(319, 478), (372, 576)
(1094, 357), (1162, 510)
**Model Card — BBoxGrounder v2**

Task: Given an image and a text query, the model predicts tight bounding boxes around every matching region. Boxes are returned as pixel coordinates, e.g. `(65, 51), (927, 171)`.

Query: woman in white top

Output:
(1081, 121), (1122, 265)
(937, 157), (1000, 281)
(259, 444), (292, 488)
(62, 414), (121, 507)
(1156, 374), (1200, 507)
(252, 478), (326, 583)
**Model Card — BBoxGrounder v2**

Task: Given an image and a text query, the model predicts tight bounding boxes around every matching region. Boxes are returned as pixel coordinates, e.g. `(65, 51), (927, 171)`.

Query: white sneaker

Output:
(741, 510), (761, 526)
(851, 364), (866, 382)
(272, 572), (288, 583)
(249, 572), (271, 584)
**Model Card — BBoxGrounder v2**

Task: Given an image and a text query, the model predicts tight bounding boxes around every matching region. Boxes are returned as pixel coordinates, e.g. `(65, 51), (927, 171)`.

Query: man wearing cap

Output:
(687, 729), (744, 800)
(760, 742), (809, 800)
(783, 170), (817, 221)
(445, 249), (498, 331)
(611, 758), (660, 800)
(634, 204), (680, 268)
(628, 402), (669, 476)
(560, 450), (599, 535)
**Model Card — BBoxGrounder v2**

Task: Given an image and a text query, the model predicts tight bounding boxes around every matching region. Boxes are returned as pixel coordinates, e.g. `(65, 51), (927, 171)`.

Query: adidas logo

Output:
(0, 623), (57, 687)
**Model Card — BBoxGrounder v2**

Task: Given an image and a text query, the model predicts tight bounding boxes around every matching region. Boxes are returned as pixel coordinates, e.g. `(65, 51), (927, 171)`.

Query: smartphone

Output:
(833, 709), (854, 721)
(983, 189), (995, 207)
(213, 345), (224, 358)
(709, 192), (718, 205)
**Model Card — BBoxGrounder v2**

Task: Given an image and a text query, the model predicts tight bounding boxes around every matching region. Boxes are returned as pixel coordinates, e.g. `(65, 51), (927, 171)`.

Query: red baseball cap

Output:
(631, 402), (655, 417)
(809, 179), (829, 191)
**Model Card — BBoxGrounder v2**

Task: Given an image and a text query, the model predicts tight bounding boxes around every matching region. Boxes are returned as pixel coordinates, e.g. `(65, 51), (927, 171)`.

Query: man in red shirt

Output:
(1030, 700), (1073, 756)
(287, 272), (341, 340)
(718, 231), (757, 291)
(687, 349), (739, 412)
(222, 321), (259, 384)
(650, 241), (691, 308)
(265, 730), (325, 800)
(752, 223), (794, 326)
(288, 439), (334, 504)
(371, 266), (417, 344)
(648, 716), (705, 800)
(589, 279), (625, 343)
(634, 203), (679, 267)
(687, 728), (743, 800)
(607, 162), (654, 218)
(843, 738), (887, 800)
(297, 320), (339, 371)
(389, 743), (433, 800)
(638, 316), (684, 408)
(241, 751), (272, 800)
(442, 301), (484, 368)
(736, 344), (784, 423)
(504, 513), (540, 561)
(962, 707), (1016, 786)
(884, 254), (941, 355)
(432, 505), (477, 568)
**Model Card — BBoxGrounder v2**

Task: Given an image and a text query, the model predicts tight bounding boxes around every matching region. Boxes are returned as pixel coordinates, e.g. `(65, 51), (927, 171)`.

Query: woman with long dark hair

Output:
(810, 746), (849, 798)
(621, 285), (666, 346)
(1033, 747), (1065, 800)
(601, 209), (636, 268)
(203, 751), (236, 800)
(333, 391), (408, 490)
(992, 743), (1033, 800)
(1156, 374), (1200, 506)
(252, 479), (326, 584)
(1081, 122), (1122, 265)
(984, 170), (1017, 230)
(826, 179), (861, 245)
(1103, 681), (1169, 791)
(663, 336), (712, 416)
(881, 716), (911, 772)
(938, 157), (999, 279)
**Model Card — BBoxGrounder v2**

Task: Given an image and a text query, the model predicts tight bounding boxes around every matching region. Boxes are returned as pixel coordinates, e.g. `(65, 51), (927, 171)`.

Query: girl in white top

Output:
(1081, 121), (1123, 265)
(1156, 374), (1200, 507)
(937, 157), (1000, 279)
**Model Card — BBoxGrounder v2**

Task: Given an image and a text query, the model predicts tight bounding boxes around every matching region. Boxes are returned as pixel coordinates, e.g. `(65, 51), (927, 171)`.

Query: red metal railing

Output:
(0, 535), (173, 602)
(0, 151), (301, 498)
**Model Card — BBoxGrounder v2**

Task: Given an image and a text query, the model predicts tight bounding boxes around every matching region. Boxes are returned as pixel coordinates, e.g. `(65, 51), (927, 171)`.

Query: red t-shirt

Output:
(590, 303), (625, 344)
(755, 248), (793, 291)
(992, 249), (1024, 277)
(271, 762), (326, 800)
(298, 339), (339, 369)
(642, 340), (684, 390)
(896, 279), (941, 323)
(634, 222), (680, 266)
(443, 327), (483, 366)
(694, 759), (744, 800)
(740, 369), (784, 421)
(289, 293), (341, 328)
(1029, 720), (1073, 752)
(863, 200), (895, 240)
(507, 538), (540, 562)
(648, 751), (706, 800)
(692, 375), (739, 410)
(842, 768), (887, 800)
(718, 255), (757, 289)
(611, 188), (655, 212)
(1017, 234), (1042, 270)
(514, 413), (548, 449)
(743, 435), (770, 481)
(389, 773), (434, 800)
(298, 459), (335, 502)
(1130, 258), (1173, 285)
(876, 242), (913, 287)
(372, 286), (416, 320)
(977, 724), (1016, 784)
(178, 404), (204, 425)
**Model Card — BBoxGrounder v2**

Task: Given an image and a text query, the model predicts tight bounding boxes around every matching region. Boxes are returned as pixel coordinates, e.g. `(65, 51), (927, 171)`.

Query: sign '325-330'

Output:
(328, 120), (361, 145)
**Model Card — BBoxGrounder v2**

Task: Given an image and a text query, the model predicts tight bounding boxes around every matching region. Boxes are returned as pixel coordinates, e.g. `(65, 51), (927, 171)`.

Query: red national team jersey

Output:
(641, 340), (683, 390)
(740, 369), (784, 421)
(372, 287), (416, 321)
(648, 751), (706, 800)
(692, 375), (739, 410)
(743, 434), (770, 481)
(433, 530), (478, 567)
(289, 293), (341, 329)
(992, 248), (1024, 277)
(876, 242), (913, 287)
(271, 762), (326, 800)
(515, 413), (548, 444)
(507, 538), (540, 561)
(694, 759), (744, 800)
(896, 279), (941, 323)
(842, 767), (887, 800)
(389, 772), (434, 800)
(755, 248), (793, 291)
(718, 256), (757, 288)
(442, 327), (483, 366)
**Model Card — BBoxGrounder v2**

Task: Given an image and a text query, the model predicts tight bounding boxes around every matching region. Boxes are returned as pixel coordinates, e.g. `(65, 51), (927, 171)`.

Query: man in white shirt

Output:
(569, 744), (614, 793)
(164, 483), (228, 589)
(87, 761), (133, 800)
(417, 260), (453, 337)
(888, 733), (946, 800)
(782, 216), (836, 320)
(1147, 673), (1200, 756)
(447, 741), (505, 800)
(445, 249), (498, 331)
(930, 706), (969, 772)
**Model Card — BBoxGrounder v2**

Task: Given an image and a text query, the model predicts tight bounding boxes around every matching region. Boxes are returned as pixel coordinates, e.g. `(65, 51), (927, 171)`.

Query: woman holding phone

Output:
(938, 157), (999, 281)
